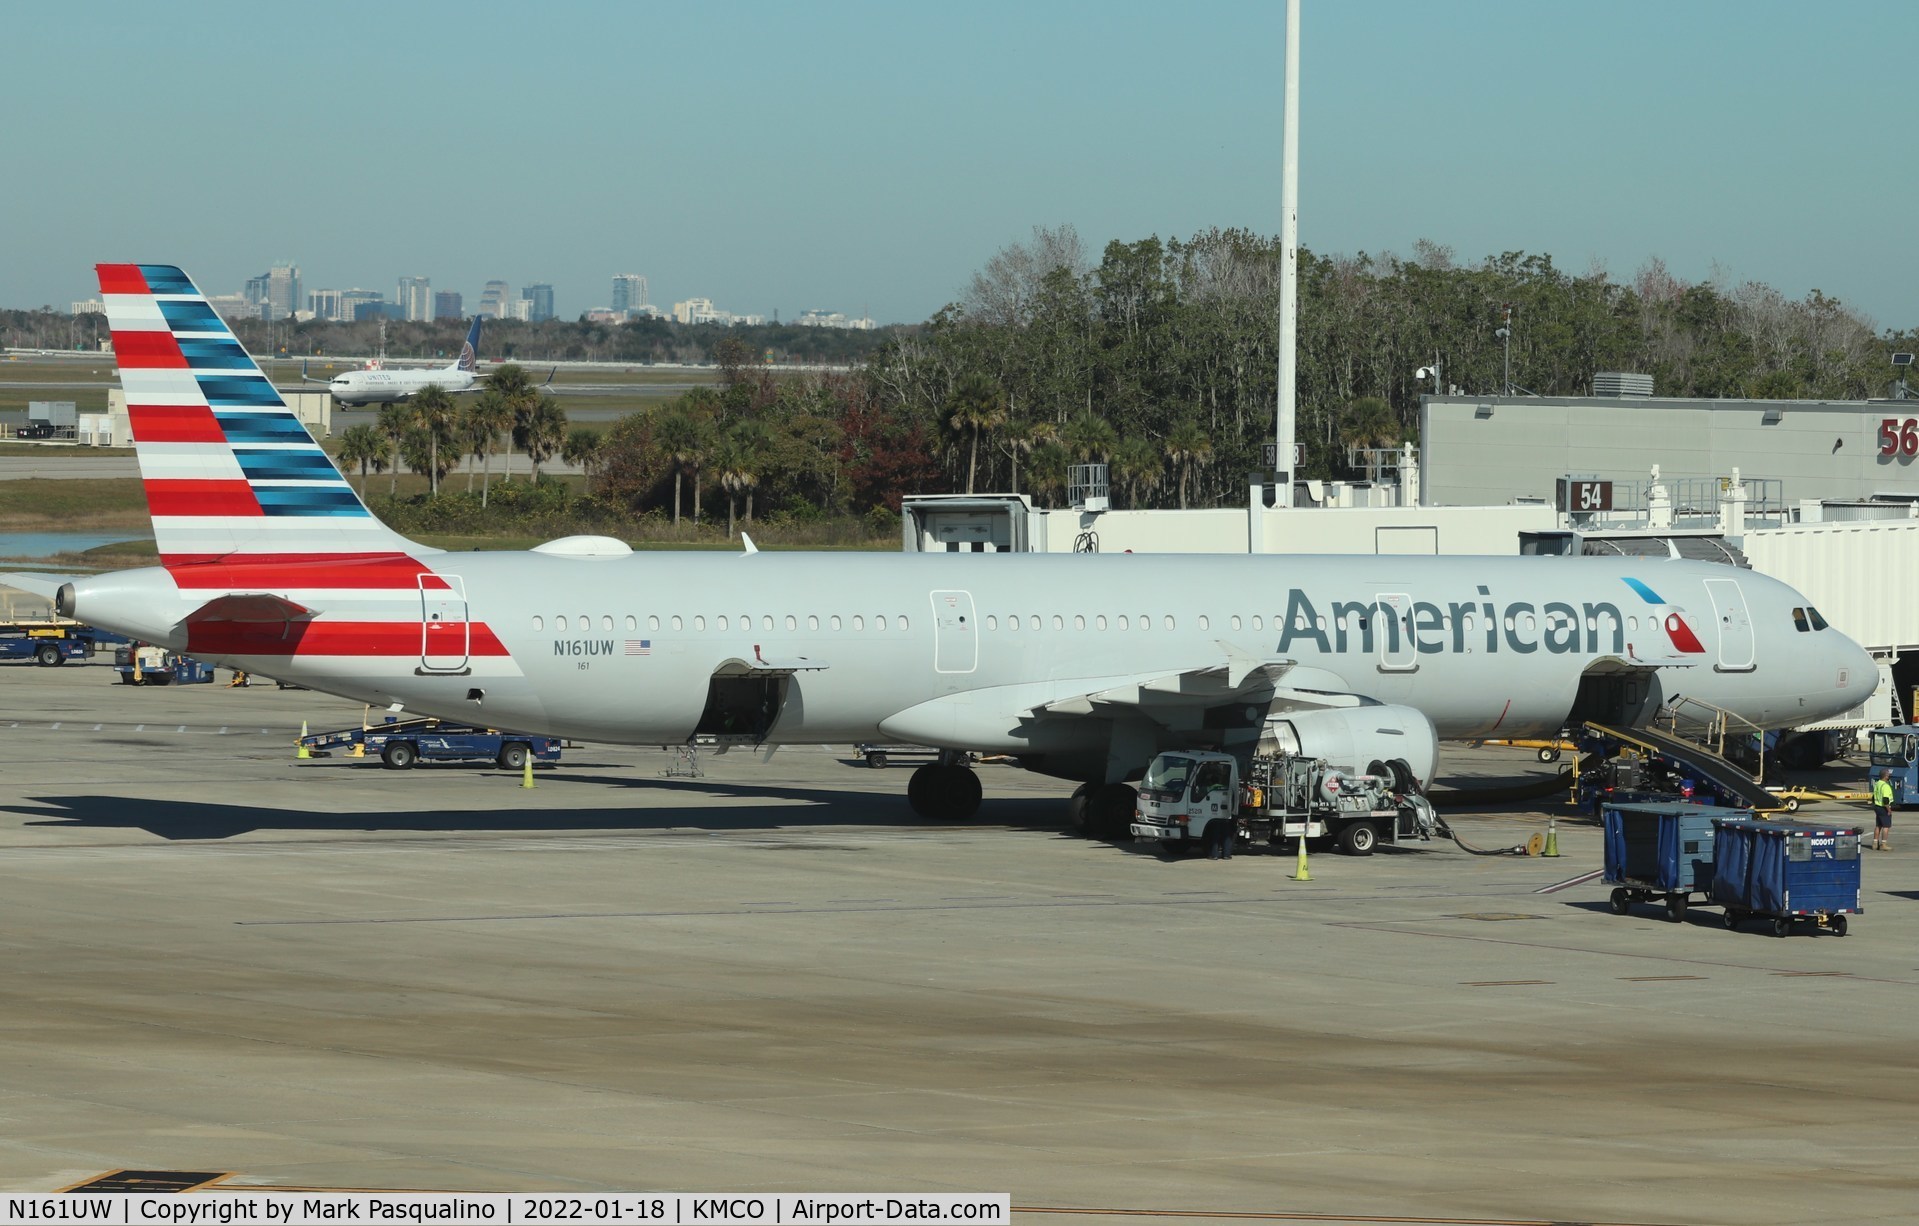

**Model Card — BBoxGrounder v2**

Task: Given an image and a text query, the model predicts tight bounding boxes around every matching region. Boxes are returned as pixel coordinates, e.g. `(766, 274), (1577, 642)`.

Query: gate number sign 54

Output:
(1879, 418), (1919, 457)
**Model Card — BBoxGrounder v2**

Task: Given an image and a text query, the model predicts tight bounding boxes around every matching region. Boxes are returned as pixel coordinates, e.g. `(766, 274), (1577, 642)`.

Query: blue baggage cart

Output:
(1603, 802), (1750, 922)
(1710, 818), (1861, 937)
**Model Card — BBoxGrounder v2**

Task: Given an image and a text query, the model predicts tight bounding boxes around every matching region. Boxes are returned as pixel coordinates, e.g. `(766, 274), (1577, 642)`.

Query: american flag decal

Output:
(625, 639), (652, 656)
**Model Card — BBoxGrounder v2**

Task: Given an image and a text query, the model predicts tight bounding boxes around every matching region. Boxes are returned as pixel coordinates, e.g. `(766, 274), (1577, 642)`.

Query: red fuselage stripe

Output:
(185, 619), (508, 658)
(163, 554), (451, 590)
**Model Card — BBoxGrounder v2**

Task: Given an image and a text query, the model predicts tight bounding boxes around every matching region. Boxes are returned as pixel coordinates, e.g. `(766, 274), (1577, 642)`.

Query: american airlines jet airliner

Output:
(4, 265), (1878, 837)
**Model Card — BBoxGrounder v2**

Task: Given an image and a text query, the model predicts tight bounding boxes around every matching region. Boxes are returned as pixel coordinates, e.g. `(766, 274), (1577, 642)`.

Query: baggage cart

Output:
(1710, 818), (1862, 937)
(1602, 802), (1751, 922)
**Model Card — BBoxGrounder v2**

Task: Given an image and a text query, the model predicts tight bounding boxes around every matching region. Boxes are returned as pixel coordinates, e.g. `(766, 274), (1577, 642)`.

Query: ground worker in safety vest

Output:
(1871, 769), (1895, 851)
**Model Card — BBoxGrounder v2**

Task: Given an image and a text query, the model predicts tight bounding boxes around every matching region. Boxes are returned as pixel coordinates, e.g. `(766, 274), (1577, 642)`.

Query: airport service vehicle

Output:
(112, 644), (213, 685)
(1602, 801), (1750, 922)
(0, 263), (1880, 839)
(855, 742), (975, 769)
(300, 714), (561, 770)
(0, 619), (115, 666)
(304, 317), (485, 406)
(1866, 725), (1919, 805)
(1131, 749), (1436, 857)
(1710, 818), (1861, 937)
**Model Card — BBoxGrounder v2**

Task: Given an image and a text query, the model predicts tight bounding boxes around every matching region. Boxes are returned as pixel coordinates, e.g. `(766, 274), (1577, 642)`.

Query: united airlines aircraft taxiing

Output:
(6, 265), (1878, 836)
(305, 315), (486, 405)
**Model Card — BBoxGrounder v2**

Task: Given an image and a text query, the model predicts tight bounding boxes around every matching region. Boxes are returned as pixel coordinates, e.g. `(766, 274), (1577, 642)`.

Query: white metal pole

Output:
(1275, 0), (1300, 509)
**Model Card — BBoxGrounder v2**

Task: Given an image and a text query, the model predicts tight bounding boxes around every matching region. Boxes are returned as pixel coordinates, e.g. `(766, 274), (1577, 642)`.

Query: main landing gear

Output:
(1067, 782), (1138, 841)
(907, 762), (982, 820)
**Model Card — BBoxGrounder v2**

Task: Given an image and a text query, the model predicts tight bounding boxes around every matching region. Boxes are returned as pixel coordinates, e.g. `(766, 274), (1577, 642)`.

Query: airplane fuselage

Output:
(70, 551), (1876, 773)
(328, 367), (477, 406)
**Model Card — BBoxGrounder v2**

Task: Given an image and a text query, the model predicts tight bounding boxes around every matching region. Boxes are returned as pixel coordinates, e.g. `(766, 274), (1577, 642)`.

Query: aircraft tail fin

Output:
(96, 263), (427, 563)
(454, 315), (483, 373)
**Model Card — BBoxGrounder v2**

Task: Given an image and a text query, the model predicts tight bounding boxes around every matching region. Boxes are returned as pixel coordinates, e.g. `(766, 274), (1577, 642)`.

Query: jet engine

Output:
(1260, 704), (1439, 792)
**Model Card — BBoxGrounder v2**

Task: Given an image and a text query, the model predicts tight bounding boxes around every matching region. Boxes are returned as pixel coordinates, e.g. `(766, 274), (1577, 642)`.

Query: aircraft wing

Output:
(879, 644), (1347, 749)
(0, 572), (78, 601)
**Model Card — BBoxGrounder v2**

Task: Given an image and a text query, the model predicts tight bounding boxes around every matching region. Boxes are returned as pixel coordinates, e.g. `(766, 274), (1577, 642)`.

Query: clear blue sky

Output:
(6, 1), (1915, 329)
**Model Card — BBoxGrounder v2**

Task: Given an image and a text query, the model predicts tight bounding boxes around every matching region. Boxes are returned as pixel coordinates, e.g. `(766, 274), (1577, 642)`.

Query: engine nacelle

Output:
(1261, 704), (1439, 791)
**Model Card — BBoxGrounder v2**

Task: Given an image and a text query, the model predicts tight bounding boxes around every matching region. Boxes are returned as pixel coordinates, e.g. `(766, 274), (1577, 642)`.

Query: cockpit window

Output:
(1807, 607), (1830, 631)
(1792, 608), (1810, 632)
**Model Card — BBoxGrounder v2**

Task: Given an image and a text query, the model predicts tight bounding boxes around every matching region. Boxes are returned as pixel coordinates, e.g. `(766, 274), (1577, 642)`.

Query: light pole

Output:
(1496, 303), (1513, 395)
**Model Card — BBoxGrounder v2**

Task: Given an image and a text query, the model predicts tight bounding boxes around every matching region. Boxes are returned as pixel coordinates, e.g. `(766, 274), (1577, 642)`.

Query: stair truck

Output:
(1130, 750), (1438, 857)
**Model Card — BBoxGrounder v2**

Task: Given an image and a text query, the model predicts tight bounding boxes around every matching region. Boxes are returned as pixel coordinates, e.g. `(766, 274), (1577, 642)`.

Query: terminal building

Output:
(904, 383), (1919, 732)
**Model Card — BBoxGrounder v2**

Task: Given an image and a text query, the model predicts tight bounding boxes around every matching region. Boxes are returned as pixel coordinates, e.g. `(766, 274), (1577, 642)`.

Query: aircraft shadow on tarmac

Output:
(7, 778), (1074, 841)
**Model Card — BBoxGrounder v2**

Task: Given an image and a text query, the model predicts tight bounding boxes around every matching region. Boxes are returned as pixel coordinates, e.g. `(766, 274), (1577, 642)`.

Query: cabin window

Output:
(717, 615), (730, 632)
(625, 616), (637, 631)
(1074, 614), (1087, 630)
(1029, 615), (1041, 631)
(1097, 615), (1109, 631)
(1231, 615), (1242, 631)
(1137, 614), (1149, 632)
(1164, 615), (1175, 631)
(830, 615), (842, 631)
(852, 615), (865, 632)
(556, 616), (568, 632)
(1251, 615), (1263, 631)
(1117, 615), (1129, 631)
(807, 615), (819, 631)
(648, 615), (660, 631)
(693, 616), (706, 631)
(671, 615), (684, 631)
(898, 615), (909, 630)
(1316, 616), (1328, 631)
(579, 614), (589, 630)
(876, 615), (888, 632)
(1053, 615), (1064, 631)
(1522, 613), (1536, 633)
(532, 616), (544, 631)
(762, 615), (774, 631)
(602, 616), (615, 633)
(1197, 615), (1209, 631)
(986, 615), (999, 631)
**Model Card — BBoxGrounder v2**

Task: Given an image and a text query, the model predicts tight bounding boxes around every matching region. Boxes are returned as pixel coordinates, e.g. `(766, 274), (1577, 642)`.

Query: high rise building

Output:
(434, 291), (464, 321)
(522, 283), (555, 322)
(266, 263), (301, 320)
(478, 280), (510, 318)
(243, 274), (271, 319)
(611, 273), (648, 317)
(308, 289), (344, 321)
(339, 289), (384, 321)
(397, 276), (433, 322)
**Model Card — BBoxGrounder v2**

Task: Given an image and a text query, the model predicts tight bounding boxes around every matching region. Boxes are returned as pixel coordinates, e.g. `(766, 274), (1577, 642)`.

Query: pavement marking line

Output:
(1461, 979), (1554, 987)
(1016, 1206), (1684, 1225)
(1619, 975), (1708, 981)
(1446, 913), (1546, 921)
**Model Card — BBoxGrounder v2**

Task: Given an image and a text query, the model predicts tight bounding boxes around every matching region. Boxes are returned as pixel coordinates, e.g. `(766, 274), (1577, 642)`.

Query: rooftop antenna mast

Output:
(1274, 0), (1300, 507)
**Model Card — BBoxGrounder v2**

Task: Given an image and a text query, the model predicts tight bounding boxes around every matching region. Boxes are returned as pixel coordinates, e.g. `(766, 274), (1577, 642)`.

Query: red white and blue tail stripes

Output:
(98, 263), (414, 560)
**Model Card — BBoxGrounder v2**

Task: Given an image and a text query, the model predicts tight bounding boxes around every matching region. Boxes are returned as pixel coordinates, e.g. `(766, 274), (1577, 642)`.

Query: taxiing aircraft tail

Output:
(454, 315), (483, 374)
(96, 262), (427, 564)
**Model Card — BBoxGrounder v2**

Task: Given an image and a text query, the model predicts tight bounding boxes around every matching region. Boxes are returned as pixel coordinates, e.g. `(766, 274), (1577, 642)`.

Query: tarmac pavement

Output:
(0, 659), (1912, 1225)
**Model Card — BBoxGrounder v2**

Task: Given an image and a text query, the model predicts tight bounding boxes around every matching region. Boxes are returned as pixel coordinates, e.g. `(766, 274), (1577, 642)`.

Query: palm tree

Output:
(1059, 412), (1119, 464)
(375, 401), (411, 497)
(335, 424), (386, 495)
(1109, 436), (1163, 508)
(411, 384), (458, 496)
(1025, 441), (1070, 507)
(1165, 421), (1213, 509)
(1339, 395), (1401, 481)
(486, 363), (539, 482)
(562, 427), (604, 496)
(516, 395), (568, 482)
(996, 416), (1053, 496)
(713, 419), (771, 536)
(466, 388), (513, 504)
(654, 410), (701, 527)
(940, 372), (1006, 494)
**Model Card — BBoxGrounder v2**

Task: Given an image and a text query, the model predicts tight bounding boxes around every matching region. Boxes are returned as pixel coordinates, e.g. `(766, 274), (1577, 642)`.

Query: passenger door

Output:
(930, 589), (977, 674)
(419, 573), (470, 673)
(1704, 578), (1754, 672)
(1376, 591), (1417, 672)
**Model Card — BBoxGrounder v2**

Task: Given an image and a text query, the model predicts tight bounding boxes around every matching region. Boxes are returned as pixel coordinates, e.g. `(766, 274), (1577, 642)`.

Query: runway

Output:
(0, 660), (1911, 1225)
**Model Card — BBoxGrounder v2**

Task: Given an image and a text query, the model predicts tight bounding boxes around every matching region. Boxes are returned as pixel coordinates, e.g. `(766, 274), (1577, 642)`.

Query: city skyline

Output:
(8, 3), (1919, 332)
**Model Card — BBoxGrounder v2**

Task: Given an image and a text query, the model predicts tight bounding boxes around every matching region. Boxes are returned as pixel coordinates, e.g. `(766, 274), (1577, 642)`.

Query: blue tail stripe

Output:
(159, 300), (230, 333)
(138, 265), (198, 295)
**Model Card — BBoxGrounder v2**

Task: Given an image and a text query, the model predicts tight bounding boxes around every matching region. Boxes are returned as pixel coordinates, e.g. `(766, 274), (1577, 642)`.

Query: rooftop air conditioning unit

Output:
(1593, 372), (1654, 398)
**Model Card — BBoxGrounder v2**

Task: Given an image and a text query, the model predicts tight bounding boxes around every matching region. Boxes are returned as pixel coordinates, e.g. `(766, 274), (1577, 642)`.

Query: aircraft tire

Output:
(1086, 783), (1138, 841)
(907, 764), (938, 817)
(1065, 783), (1093, 835)
(908, 764), (981, 820)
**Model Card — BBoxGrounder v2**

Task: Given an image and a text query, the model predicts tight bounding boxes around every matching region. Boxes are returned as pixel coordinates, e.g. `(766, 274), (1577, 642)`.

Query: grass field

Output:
(0, 478), (151, 528)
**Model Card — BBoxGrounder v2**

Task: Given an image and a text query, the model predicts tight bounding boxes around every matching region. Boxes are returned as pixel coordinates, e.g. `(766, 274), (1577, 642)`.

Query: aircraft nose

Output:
(1842, 640), (1879, 709)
